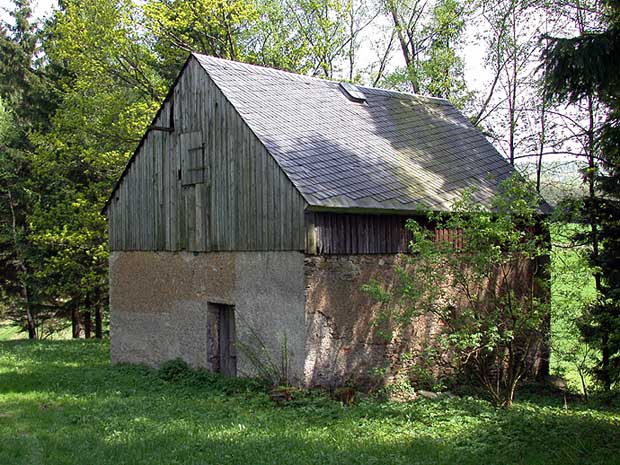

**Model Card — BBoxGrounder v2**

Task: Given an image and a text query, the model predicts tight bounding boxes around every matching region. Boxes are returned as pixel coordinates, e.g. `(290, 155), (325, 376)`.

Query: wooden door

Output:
(207, 303), (237, 376)
(217, 305), (237, 377)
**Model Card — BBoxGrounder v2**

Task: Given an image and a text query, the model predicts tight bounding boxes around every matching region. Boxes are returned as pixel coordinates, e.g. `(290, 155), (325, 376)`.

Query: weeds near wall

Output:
(157, 358), (265, 393)
(235, 321), (291, 388)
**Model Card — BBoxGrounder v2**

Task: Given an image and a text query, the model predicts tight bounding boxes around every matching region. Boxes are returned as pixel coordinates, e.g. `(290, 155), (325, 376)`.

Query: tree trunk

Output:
(95, 306), (103, 339)
(71, 308), (81, 338)
(584, 96), (610, 389)
(7, 189), (36, 339)
(23, 288), (36, 339)
(536, 71), (548, 192)
(601, 336), (611, 390)
(536, 29), (552, 193)
(84, 311), (92, 339)
(387, 0), (419, 92)
(578, 366), (589, 401)
(25, 304), (36, 339)
(348, 5), (355, 81)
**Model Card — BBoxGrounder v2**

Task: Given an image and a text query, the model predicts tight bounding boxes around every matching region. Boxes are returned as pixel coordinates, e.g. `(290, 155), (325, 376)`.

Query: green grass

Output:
(0, 320), (78, 342)
(0, 341), (619, 465)
(0, 321), (24, 341)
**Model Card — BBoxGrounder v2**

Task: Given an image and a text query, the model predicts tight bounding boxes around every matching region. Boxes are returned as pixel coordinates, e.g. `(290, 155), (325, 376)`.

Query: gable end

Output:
(106, 55), (307, 252)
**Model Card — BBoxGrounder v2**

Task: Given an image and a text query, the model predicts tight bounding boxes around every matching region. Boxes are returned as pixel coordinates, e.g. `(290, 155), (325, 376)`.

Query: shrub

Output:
(364, 176), (550, 408)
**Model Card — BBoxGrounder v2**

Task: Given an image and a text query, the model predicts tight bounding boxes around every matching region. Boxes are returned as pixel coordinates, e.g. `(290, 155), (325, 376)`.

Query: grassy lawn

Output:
(0, 341), (619, 465)
(0, 322), (23, 341)
(0, 320), (74, 342)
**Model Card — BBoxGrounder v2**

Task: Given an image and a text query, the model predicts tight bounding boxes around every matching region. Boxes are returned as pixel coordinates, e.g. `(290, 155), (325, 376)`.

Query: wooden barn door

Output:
(207, 303), (237, 376)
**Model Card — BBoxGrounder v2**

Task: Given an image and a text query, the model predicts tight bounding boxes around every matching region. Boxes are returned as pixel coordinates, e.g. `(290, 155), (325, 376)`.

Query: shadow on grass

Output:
(1, 340), (619, 465)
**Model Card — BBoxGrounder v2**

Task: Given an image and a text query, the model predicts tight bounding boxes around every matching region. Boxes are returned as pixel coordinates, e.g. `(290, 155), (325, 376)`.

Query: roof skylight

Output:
(339, 82), (367, 103)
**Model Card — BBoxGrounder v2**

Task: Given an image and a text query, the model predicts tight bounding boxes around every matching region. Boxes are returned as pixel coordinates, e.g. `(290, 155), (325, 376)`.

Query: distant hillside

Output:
(518, 160), (588, 207)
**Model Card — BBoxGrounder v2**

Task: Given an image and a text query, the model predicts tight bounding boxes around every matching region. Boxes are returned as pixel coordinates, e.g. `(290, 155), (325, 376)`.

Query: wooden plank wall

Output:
(434, 228), (463, 249)
(305, 212), (413, 254)
(107, 58), (307, 252)
(108, 102), (171, 252)
(305, 211), (462, 255)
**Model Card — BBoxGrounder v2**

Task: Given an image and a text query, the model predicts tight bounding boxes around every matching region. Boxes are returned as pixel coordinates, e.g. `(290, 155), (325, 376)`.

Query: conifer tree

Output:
(544, 0), (620, 389)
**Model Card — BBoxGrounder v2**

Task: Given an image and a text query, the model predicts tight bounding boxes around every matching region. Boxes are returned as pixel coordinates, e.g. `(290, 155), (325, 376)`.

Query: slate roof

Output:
(194, 53), (518, 213)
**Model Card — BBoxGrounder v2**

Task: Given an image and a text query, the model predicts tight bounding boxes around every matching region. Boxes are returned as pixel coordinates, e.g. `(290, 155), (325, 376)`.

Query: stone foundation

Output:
(110, 251), (306, 382)
(303, 254), (447, 388)
(111, 252), (450, 388)
(111, 251), (547, 388)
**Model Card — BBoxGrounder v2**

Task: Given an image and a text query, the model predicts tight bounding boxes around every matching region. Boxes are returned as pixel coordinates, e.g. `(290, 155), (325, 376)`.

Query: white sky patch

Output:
(352, 7), (487, 94)
(0, 0), (57, 25)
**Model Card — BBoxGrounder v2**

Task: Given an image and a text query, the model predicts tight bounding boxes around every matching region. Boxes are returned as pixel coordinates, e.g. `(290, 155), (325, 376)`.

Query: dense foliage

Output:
(544, 0), (620, 389)
(364, 177), (550, 407)
(549, 223), (597, 397)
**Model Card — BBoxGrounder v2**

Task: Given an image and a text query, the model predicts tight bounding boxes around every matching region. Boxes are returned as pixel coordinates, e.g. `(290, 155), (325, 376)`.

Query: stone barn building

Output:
(104, 53), (529, 387)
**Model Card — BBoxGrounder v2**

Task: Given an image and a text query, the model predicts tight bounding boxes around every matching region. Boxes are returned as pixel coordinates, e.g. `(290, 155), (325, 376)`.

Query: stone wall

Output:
(110, 251), (306, 383)
(303, 254), (550, 389)
(111, 251), (547, 389)
(303, 254), (447, 388)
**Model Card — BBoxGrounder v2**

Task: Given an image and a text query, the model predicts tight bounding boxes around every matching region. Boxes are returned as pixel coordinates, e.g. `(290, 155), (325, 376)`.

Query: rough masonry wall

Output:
(303, 254), (550, 389)
(110, 251), (306, 382)
(303, 255), (447, 388)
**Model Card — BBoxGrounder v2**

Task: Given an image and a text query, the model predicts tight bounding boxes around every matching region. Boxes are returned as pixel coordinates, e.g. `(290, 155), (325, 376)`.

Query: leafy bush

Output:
(158, 357), (266, 394)
(364, 176), (550, 408)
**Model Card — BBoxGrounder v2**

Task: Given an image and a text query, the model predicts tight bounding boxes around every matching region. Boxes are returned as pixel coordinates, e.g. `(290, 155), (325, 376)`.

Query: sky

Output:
(0, 0), (56, 24)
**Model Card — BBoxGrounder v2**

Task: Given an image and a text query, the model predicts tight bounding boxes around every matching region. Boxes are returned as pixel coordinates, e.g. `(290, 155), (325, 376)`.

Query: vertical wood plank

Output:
(109, 58), (309, 254)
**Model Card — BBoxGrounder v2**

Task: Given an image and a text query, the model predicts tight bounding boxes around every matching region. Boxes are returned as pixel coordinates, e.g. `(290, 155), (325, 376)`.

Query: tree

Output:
(419, 0), (469, 104)
(143, 0), (261, 78)
(26, 0), (162, 338)
(380, 0), (470, 103)
(0, 96), (38, 338)
(382, 0), (429, 92)
(517, 1), (606, 195)
(543, 0), (620, 389)
(267, 0), (375, 78)
(142, 0), (374, 79)
(471, 0), (552, 166)
(0, 0), (60, 338)
(364, 177), (550, 407)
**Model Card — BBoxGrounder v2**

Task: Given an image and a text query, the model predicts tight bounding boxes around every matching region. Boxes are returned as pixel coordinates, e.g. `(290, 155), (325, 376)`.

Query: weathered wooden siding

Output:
(107, 58), (307, 252)
(304, 211), (462, 255)
(305, 212), (414, 254)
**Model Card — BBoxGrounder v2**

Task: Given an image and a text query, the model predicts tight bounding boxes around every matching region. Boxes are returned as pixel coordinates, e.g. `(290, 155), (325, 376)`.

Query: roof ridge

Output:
(191, 53), (451, 106)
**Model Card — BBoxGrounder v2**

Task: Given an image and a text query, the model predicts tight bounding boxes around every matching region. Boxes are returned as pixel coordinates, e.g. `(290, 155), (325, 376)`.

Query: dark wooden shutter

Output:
(180, 131), (207, 186)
